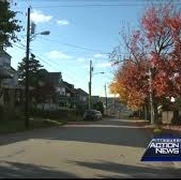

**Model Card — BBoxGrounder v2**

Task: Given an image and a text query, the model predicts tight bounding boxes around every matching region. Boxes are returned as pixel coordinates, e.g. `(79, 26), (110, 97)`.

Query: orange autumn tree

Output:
(110, 2), (181, 124)
(141, 3), (181, 124)
(109, 78), (130, 107)
(109, 26), (150, 111)
(122, 61), (148, 109)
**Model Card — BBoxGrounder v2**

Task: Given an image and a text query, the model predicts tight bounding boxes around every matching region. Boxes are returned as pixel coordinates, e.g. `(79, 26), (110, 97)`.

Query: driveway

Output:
(0, 117), (180, 178)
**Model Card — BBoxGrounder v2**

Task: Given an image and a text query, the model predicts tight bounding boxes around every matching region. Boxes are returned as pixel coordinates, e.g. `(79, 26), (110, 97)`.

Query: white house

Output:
(0, 50), (18, 86)
(0, 50), (21, 107)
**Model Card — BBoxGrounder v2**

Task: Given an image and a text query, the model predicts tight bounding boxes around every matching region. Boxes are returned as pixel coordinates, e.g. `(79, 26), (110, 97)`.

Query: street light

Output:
(25, 7), (50, 129)
(30, 31), (50, 41)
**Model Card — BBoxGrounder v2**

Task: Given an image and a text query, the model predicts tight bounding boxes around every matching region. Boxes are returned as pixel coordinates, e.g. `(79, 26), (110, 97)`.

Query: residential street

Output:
(0, 117), (181, 178)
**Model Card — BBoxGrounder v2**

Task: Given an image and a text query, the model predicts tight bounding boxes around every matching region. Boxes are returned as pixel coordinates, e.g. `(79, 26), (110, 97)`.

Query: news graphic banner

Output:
(141, 136), (181, 161)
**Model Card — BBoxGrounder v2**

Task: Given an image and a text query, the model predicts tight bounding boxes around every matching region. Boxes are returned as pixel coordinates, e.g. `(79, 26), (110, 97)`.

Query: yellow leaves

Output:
(109, 80), (146, 110)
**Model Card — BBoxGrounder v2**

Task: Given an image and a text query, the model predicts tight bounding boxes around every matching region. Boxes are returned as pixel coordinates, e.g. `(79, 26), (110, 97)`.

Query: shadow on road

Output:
(0, 118), (152, 148)
(0, 161), (78, 178)
(69, 160), (181, 178)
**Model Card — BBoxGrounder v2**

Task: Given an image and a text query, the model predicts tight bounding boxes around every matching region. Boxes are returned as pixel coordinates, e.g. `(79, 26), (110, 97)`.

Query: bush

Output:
(75, 102), (88, 116)
(30, 108), (81, 121)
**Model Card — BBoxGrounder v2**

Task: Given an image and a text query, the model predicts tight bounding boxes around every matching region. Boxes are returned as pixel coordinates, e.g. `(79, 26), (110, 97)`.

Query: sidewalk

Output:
(132, 119), (181, 135)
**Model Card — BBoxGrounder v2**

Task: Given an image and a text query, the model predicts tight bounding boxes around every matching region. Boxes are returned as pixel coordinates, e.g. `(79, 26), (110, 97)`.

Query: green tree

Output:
(33, 83), (56, 105)
(17, 54), (43, 86)
(0, 1), (22, 49)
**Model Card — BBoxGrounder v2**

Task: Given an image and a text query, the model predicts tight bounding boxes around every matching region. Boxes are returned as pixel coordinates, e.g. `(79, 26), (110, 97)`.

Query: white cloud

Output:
(46, 50), (72, 60)
(94, 53), (108, 59)
(96, 62), (112, 68)
(77, 58), (86, 62)
(30, 9), (53, 24)
(57, 19), (69, 26)
(81, 65), (89, 69)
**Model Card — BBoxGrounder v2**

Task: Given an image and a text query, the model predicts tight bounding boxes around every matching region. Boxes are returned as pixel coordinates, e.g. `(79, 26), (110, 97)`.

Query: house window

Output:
(4, 89), (10, 103)
(4, 62), (10, 67)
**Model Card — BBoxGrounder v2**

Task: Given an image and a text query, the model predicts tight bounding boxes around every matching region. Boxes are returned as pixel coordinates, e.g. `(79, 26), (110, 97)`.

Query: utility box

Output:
(162, 111), (173, 124)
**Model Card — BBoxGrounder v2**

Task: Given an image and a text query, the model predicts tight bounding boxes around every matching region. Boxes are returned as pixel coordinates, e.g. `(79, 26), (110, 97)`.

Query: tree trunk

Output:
(144, 104), (149, 120)
(172, 110), (180, 125)
(153, 100), (158, 125)
(150, 92), (158, 125)
(138, 109), (141, 119)
(150, 91), (154, 124)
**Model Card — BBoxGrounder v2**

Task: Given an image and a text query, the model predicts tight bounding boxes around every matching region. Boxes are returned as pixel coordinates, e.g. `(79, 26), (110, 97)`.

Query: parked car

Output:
(83, 109), (102, 121)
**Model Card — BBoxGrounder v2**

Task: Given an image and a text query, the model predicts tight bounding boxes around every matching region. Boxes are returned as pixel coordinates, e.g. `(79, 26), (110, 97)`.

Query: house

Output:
(58, 80), (76, 107)
(37, 69), (62, 87)
(0, 50), (14, 82)
(0, 50), (24, 119)
(35, 69), (62, 110)
(34, 69), (88, 109)
(47, 72), (62, 88)
(75, 88), (88, 102)
(0, 50), (21, 105)
(35, 69), (79, 109)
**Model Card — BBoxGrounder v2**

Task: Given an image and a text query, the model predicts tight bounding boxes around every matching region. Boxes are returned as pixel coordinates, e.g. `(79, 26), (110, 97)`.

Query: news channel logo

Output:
(141, 135), (181, 161)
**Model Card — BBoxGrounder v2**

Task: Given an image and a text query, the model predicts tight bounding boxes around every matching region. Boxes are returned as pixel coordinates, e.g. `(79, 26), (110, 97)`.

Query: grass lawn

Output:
(0, 118), (67, 134)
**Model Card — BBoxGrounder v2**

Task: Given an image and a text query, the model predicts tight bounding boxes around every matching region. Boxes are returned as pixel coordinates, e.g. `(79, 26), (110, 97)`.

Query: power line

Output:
(14, 1), (169, 10)
(33, 52), (89, 86)
(37, 36), (110, 55)
(10, 1), (164, 9)
(11, 42), (111, 93)
(30, 50), (87, 78)
(11, 42), (60, 71)
(12, 43), (26, 51)
(33, 4), (146, 8)
(32, 53), (57, 70)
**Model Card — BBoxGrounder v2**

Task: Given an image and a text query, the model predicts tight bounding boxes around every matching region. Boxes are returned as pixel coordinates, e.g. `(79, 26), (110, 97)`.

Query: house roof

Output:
(48, 72), (62, 78)
(39, 68), (49, 74)
(10, 67), (16, 71)
(60, 80), (75, 93)
(75, 88), (88, 96)
(38, 71), (62, 86)
(48, 72), (62, 85)
(0, 50), (11, 58)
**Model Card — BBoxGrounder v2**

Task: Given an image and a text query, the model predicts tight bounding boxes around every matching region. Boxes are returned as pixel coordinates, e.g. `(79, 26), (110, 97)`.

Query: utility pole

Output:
(89, 60), (93, 109)
(104, 82), (108, 115)
(25, 7), (30, 129)
(149, 67), (154, 124)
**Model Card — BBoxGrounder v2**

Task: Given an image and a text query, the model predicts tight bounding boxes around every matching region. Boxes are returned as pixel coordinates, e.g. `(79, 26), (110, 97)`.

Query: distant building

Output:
(91, 96), (100, 104)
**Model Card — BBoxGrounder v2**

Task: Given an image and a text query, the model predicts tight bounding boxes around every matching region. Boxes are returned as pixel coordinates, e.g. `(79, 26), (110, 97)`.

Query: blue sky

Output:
(7, 0), (147, 97)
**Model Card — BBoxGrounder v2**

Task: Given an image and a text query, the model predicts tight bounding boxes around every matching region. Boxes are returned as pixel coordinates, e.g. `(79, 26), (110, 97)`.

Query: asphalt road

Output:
(0, 117), (181, 178)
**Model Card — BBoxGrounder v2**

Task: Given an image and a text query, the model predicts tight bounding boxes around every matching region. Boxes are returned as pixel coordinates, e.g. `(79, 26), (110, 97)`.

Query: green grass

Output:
(0, 118), (67, 135)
